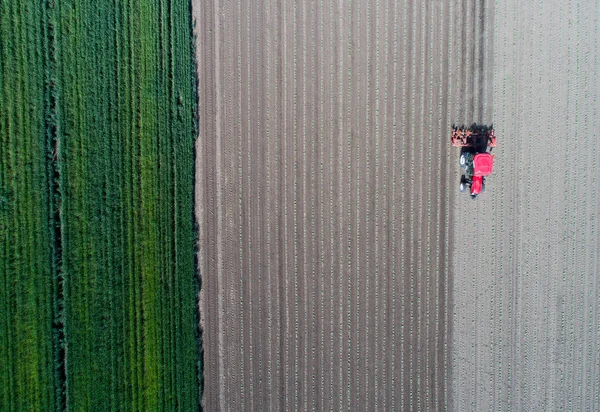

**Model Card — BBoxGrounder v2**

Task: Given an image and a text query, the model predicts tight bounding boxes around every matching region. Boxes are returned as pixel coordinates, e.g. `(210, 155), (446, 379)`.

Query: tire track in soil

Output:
(450, 0), (495, 410)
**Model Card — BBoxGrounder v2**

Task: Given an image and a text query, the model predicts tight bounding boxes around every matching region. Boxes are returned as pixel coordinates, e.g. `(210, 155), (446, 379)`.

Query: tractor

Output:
(451, 124), (496, 200)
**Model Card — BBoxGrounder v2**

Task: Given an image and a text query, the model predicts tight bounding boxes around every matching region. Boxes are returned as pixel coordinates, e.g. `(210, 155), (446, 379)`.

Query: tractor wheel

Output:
(459, 154), (467, 168)
(481, 183), (486, 193)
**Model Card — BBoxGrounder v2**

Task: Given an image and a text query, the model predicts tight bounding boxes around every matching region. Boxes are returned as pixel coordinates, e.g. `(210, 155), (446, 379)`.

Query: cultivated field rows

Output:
(451, 0), (600, 410)
(195, 0), (489, 410)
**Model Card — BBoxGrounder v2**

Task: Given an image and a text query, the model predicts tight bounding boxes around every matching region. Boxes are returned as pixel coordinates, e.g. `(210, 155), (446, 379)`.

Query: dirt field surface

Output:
(194, 0), (599, 410)
(194, 0), (495, 410)
(452, 0), (600, 410)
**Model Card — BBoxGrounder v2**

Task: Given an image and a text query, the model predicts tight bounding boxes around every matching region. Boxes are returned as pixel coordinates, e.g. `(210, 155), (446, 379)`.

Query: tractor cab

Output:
(473, 153), (494, 176)
(469, 153), (494, 198)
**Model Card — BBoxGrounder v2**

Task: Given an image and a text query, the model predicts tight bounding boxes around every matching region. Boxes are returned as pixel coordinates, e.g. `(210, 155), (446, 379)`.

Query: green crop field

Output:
(1, 0), (201, 410)
(0, 1), (56, 410)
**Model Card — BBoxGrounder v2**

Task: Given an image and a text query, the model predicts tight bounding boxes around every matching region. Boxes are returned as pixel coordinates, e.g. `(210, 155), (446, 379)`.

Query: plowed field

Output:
(195, 0), (493, 409)
(195, 0), (600, 410)
(452, 0), (600, 410)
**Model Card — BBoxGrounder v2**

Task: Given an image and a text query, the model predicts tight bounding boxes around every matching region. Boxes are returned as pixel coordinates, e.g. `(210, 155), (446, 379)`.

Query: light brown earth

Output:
(194, 0), (599, 410)
(452, 0), (600, 410)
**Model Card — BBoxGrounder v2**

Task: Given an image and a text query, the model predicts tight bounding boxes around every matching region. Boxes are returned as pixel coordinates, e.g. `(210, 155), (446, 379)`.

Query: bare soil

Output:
(451, 0), (600, 410)
(194, 0), (599, 410)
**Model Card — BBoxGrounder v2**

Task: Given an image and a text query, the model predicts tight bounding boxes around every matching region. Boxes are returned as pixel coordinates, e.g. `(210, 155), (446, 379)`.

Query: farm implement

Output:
(451, 124), (496, 200)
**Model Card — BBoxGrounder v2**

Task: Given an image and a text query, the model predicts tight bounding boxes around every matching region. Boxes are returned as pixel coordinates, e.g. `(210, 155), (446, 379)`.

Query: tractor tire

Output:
(481, 183), (486, 193)
(459, 154), (466, 168)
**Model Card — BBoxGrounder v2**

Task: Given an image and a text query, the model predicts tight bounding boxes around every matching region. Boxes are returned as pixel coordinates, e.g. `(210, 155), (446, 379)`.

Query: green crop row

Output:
(1, 0), (200, 410)
(0, 1), (57, 410)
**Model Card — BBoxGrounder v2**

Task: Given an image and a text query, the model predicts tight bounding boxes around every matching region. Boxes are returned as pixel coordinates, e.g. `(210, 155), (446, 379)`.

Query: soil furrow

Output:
(192, 0), (511, 409)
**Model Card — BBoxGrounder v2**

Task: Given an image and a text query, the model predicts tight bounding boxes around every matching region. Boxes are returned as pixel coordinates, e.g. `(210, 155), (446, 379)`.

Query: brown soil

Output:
(451, 0), (600, 410)
(193, 0), (600, 409)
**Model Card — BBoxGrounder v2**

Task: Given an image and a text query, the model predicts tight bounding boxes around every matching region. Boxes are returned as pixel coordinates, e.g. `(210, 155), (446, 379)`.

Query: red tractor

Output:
(451, 124), (496, 200)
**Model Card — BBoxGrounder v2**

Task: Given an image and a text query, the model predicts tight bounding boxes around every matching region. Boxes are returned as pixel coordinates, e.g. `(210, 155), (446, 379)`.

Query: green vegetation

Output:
(0, 1), (57, 410)
(1, 0), (200, 410)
